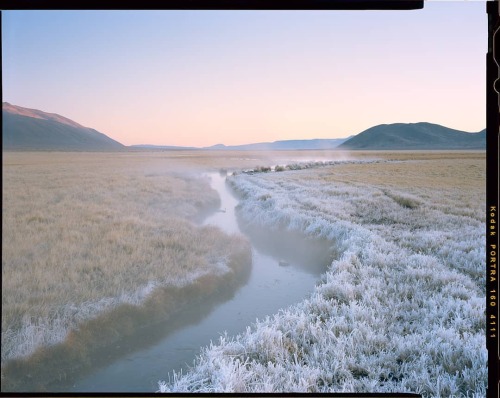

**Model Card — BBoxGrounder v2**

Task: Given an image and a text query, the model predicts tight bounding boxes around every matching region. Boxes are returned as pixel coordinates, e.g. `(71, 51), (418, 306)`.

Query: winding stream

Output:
(64, 172), (329, 392)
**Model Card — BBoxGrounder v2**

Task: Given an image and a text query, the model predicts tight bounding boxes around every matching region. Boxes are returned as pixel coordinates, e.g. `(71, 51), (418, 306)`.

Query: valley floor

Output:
(159, 152), (486, 397)
(1, 152), (251, 390)
(1, 150), (486, 395)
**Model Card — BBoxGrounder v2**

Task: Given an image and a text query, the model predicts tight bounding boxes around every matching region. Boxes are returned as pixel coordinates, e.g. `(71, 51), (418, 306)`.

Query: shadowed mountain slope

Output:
(3, 103), (125, 151)
(338, 122), (485, 150)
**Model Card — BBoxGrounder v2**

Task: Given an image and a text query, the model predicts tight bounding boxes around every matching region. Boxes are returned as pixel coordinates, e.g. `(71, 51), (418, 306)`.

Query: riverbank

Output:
(160, 153), (487, 396)
(2, 238), (251, 391)
(1, 153), (252, 391)
(66, 171), (332, 392)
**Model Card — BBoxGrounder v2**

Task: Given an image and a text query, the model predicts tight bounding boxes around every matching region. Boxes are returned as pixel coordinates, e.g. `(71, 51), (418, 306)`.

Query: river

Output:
(65, 172), (329, 392)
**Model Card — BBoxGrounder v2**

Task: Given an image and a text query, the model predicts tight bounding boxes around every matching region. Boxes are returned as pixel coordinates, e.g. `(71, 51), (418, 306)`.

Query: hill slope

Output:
(3, 103), (125, 151)
(338, 123), (485, 150)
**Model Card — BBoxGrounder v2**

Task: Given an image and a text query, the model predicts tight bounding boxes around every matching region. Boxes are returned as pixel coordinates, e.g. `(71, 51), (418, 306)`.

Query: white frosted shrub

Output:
(160, 158), (486, 396)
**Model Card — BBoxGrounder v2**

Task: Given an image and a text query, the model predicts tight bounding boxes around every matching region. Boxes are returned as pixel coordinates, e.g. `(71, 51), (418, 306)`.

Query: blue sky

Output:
(2, 4), (487, 146)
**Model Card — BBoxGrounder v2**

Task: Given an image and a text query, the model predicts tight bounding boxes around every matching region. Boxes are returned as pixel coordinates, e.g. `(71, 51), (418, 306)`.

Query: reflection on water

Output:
(201, 173), (240, 235)
(61, 172), (331, 392)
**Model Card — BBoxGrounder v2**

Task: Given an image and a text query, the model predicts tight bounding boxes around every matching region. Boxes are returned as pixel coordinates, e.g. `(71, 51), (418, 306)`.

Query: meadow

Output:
(2, 150), (487, 395)
(1, 151), (252, 388)
(159, 151), (487, 397)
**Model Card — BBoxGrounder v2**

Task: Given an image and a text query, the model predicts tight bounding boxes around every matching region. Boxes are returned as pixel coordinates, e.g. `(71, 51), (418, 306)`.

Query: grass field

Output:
(1, 152), (252, 376)
(160, 151), (487, 396)
(2, 150), (486, 395)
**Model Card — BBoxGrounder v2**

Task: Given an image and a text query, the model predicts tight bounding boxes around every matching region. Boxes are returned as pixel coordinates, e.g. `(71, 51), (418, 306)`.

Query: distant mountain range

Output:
(201, 138), (352, 151)
(110, 124), (488, 151)
(3, 103), (125, 151)
(132, 138), (351, 151)
(338, 122), (485, 150)
(130, 144), (198, 150)
(2, 103), (486, 151)
(124, 124), (488, 151)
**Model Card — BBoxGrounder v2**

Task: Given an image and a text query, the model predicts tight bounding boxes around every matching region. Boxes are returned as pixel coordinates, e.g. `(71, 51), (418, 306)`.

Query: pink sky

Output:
(2, 5), (486, 147)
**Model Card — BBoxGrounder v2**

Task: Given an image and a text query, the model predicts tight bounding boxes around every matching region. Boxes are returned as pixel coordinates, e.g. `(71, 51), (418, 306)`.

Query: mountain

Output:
(204, 137), (351, 151)
(130, 144), (198, 150)
(338, 122), (485, 150)
(129, 138), (351, 151)
(5, 103), (484, 152)
(3, 102), (125, 151)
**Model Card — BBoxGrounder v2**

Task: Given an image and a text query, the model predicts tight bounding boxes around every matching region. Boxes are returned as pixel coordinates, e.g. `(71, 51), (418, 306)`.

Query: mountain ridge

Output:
(3, 103), (485, 151)
(200, 137), (352, 151)
(3, 103), (125, 151)
(338, 122), (485, 150)
(3, 102), (85, 129)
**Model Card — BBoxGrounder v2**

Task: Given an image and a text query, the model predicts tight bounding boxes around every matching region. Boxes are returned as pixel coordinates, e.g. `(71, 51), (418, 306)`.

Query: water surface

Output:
(65, 172), (329, 392)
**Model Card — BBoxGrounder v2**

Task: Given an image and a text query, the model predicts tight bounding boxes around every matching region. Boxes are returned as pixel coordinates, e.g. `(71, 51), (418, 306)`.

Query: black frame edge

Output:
(0, 0), (424, 11)
(486, 2), (500, 398)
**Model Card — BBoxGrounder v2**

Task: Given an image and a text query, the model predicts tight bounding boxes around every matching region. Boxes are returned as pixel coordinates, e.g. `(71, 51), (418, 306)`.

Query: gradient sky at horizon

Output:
(2, 4), (486, 147)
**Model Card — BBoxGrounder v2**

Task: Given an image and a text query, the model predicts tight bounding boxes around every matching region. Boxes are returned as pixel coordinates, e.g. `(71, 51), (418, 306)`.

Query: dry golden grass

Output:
(313, 151), (485, 190)
(308, 152), (485, 222)
(2, 149), (485, 392)
(2, 151), (252, 365)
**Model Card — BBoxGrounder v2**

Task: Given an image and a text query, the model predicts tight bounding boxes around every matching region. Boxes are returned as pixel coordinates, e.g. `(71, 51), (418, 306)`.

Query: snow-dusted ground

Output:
(159, 157), (486, 397)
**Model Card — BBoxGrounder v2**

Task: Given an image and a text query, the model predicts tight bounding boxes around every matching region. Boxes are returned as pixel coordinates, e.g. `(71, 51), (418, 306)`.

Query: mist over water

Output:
(61, 171), (332, 392)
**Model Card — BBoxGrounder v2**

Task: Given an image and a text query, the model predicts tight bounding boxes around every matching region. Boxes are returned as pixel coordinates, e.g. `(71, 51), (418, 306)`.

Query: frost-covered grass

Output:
(160, 152), (486, 396)
(2, 152), (250, 365)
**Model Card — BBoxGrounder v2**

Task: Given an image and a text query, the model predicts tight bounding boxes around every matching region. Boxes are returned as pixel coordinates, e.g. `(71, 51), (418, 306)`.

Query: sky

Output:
(2, 3), (487, 147)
